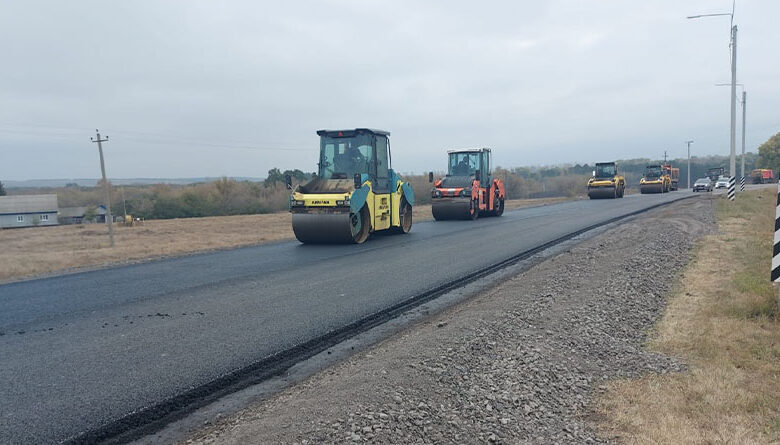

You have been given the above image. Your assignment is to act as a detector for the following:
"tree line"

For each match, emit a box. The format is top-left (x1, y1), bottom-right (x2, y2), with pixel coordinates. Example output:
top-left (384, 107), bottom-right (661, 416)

top-left (48, 170), bottom-right (314, 220)
top-left (757, 131), bottom-right (780, 174)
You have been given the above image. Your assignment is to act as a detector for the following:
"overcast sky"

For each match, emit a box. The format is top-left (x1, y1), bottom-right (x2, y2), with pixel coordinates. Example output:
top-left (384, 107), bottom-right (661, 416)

top-left (1, 0), bottom-right (778, 181)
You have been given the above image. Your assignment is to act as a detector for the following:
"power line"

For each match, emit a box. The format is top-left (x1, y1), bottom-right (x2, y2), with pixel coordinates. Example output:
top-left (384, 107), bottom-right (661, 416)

top-left (0, 123), bottom-right (311, 152)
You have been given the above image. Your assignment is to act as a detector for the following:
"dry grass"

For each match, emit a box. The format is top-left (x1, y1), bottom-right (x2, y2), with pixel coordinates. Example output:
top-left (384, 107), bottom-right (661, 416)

top-left (0, 196), bottom-right (573, 283)
top-left (595, 189), bottom-right (780, 444)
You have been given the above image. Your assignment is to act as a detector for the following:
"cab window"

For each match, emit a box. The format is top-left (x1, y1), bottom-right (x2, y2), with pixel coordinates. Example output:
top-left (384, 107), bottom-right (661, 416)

top-left (374, 135), bottom-right (390, 192)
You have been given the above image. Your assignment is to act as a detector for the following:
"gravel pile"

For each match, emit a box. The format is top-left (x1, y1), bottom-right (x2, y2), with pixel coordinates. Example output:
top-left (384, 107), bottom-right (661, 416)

top-left (187, 200), bottom-right (714, 445)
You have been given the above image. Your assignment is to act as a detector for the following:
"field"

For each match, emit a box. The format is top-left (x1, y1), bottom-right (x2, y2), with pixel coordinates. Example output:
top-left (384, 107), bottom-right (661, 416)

top-left (596, 188), bottom-right (780, 444)
top-left (0, 197), bottom-right (572, 283)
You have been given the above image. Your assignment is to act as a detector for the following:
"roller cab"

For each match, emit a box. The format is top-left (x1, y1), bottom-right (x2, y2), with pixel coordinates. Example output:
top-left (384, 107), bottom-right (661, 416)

top-left (289, 128), bottom-right (414, 244)
top-left (587, 162), bottom-right (625, 199)
top-left (640, 164), bottom-right (670, 194)
top-left (430, 148), bottom-right (505, 220)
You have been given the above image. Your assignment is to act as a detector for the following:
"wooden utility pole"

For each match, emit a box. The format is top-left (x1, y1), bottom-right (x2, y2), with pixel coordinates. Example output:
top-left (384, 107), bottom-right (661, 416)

top-left (91, 129), bottom-right (114, 247)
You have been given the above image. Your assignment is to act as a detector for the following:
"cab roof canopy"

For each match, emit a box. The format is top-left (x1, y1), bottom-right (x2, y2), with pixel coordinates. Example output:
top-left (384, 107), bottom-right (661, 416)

top-left (446, 147), bottom-right (491, 154)
top-left (595, 162), bottom-right (616, 165)
top-left (317, 128), bottom-right (390, 137)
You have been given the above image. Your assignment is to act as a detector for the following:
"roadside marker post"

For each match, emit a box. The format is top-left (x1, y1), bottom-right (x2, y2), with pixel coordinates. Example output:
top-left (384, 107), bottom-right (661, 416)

top-left (773, 181), bottom-right (780, 306)
top-left (740, 176), bottom-right (746, 191)
top-left (727, 176), bottom-right (736, 201)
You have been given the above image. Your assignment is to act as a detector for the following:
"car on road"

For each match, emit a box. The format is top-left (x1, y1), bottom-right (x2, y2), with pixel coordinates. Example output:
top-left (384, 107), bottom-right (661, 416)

top-left (715, 177), bottom-right (730, 189)
top-left (692, 178), bottom-right (713, 192)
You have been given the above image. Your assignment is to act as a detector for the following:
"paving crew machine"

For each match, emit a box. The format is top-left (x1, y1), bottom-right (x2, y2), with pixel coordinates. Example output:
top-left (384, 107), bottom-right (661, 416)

top-left (639, 164), bottom-right (671, 194)
top-left (287, 128), bottom-right (415, 243)
top-left (428, 148), bottom-right (505, 220)
top-left (662, 164), bottom-right (680, 191)
top-left (707, 167), bottom-right (725, 183)
top-left (587, 162), bottom-right (626, 199)
top-left (750, 168), bottom-right (775, 184)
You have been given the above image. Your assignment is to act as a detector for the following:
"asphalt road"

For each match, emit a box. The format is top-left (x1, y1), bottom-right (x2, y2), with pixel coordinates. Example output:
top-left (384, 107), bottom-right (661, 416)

top-left (0, 191), bottom-right (696, 444)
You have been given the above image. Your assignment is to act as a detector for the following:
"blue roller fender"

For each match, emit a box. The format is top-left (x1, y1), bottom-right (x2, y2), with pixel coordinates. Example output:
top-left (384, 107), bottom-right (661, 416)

top-left (401, 182), bottom-right (415, 206)
top-left (350, 184), bottom-right (370, 214)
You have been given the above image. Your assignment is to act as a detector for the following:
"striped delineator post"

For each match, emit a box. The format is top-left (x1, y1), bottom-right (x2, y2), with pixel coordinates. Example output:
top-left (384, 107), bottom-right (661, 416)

top-left (727, 176), bottom-right (736, 201)
top-left (740, 176), bottom-right (746, 191)
top-left (773, 181), bottom-right (780, 307)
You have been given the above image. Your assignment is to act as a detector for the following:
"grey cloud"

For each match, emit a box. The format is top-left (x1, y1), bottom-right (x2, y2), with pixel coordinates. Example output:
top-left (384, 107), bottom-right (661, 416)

top-left (1, 0), bottom-right (778, 180)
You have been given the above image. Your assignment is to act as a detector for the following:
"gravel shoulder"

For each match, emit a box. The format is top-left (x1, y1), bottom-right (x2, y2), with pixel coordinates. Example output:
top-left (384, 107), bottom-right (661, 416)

top-left (183, 198), bottom-right (713, 444)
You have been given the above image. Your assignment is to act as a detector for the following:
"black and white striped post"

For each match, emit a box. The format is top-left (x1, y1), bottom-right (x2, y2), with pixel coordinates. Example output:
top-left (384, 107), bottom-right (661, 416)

top-left (773, 181), bottom-right (780, 306)
top-left (727, 176), bottom-right (736, 201)
top-left (740, 176), bottom-right (746, 191)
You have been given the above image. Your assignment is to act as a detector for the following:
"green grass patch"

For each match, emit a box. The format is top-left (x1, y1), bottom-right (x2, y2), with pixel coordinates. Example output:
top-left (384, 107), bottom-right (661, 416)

top-left (716, 190), bottom-right (779, 321)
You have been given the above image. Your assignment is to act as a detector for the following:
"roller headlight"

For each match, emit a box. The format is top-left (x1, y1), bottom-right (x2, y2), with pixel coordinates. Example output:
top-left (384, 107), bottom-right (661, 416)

top-left (460, 189), bottom-right (470, 197)
top-left (432, 189), bottom-right (442, 198)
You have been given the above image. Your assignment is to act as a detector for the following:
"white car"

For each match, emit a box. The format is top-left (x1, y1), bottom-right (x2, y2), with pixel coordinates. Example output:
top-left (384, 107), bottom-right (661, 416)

top-left (715, 177), bottom-right (730, 189)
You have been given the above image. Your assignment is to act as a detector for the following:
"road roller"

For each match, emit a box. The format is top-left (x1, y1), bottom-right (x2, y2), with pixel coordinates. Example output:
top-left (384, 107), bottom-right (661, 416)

top-left (428, 148), bottom-right (505, 220)
top-left (587, 162), bottom-right (626, 199)
top-left (639, 164), bottom-right (671, 194)
top-left (663, 164), bottom-right (680, 191)
top-left (287, 128), bottom-right (415, 244)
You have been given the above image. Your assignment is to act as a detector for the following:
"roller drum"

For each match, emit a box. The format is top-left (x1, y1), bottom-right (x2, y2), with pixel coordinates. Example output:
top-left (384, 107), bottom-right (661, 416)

top-left (292, 211), bottom-right (367, 244)
top-left (432, 199), bottom-right (472, 220)
top-left (587, 187), bottom-right (617, 199)
top-left (640, 183), bottom-right (663, 194)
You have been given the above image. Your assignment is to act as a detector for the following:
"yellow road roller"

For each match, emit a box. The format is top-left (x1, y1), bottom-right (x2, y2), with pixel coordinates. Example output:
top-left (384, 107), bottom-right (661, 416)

top-left (287, 128), bottom-right (415, 244)
top-left (639, 164), bottom-right (671, 194)
top-left (587, 162), bottom-right (625, 199)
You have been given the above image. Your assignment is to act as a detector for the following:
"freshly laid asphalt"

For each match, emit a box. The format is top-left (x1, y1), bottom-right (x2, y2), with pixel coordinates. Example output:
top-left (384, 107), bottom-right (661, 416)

top-left (0, 191), bottom-right (696, 444)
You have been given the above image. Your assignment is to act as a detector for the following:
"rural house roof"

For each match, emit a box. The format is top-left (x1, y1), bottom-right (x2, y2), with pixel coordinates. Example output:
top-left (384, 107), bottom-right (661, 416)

top-left (0, 194), bottom-right (59, 215)
top-left (59, 206), bottom-right (88, 218)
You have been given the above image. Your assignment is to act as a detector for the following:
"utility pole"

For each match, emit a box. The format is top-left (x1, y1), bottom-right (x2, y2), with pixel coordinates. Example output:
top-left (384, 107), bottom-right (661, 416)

top-left (121, 187), bottom-right (128, 220)
top-left (91, 130), bottom-right (114, 247)
top-left (664, 151), bottom-right (668, 163)
top-left (729, 25), bottom-right (738, 180)
top-left (687, 6), bottom-right (739, 191)
top-left (741, 90), bottom-right (746, 181)
top-left (686, 140), bottom-right (694, 189)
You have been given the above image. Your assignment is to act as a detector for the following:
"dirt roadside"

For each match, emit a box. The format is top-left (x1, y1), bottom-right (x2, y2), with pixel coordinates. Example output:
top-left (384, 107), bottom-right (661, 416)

top-left (181, 198), bottom-right (712, 444)
top-left (596, 189), bottom-right (780, 443)
top-left (0, 197), bottom-right (573, 283)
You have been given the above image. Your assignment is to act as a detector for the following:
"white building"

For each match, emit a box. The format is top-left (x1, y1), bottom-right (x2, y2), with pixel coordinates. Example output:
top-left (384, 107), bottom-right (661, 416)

top-left (0, 195), bottom-right (59, 228)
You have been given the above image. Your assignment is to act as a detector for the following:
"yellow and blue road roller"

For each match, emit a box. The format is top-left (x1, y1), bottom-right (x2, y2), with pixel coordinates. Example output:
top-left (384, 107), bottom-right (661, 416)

top-left (287, 128), bottom-right (415, 244)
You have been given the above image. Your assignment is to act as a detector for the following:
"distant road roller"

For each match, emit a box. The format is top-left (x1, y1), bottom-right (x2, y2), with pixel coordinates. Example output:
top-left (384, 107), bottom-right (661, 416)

top-left (587, 162), bottom-right (625, 199)
top-left (287, 128), bottom-right (415, 244)
top-left (428, 148), bottom-right (505, 220)
top-left (639, 164), bottom-right (671, 194)
top-left (662, 164), bottom-right (680, 191)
